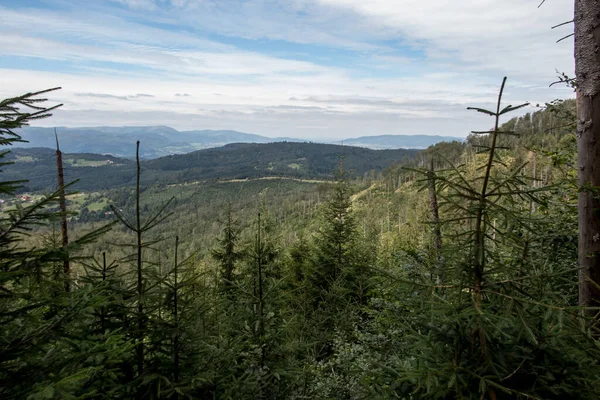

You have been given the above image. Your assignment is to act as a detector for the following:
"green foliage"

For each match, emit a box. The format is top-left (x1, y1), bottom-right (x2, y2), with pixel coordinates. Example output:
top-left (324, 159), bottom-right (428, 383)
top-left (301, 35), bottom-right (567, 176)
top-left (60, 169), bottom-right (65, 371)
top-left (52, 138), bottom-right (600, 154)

top-left (212, 203), bottom-right (244, 295)
top-left (3, 142), bottom-right (418, 192)
top-left (1, 84), bottom-right (597, 400)
top-left (364, 79), bottom-right (599, 399)
top-left (312, 163), bottom-right (357, 293)
top-left (0, 89), bottom-right (132, 399)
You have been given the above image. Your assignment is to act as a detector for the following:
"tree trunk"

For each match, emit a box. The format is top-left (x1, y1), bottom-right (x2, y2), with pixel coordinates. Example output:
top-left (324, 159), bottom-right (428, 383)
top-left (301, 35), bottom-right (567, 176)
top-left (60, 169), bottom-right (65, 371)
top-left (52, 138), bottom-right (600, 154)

top-left (575, 0), bottom-right (600, 310)
top-left (427, 159), bottom-right (442, 252)
top-left (55, 130), bottom-right (70, 292)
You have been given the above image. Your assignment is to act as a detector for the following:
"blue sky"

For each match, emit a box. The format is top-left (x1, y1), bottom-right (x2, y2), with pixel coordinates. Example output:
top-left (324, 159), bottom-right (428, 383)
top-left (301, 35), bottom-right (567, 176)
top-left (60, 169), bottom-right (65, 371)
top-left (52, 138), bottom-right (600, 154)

top-left (0, 0), bottom-right (574, 139)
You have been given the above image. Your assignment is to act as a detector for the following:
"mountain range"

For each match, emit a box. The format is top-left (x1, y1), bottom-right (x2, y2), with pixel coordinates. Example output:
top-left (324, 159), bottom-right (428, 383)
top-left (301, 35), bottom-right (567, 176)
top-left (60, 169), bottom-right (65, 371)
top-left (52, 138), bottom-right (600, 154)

top-left (337, 134), bottom-right (464, 150)
top-left (14, 126), bottom-right (462, 158)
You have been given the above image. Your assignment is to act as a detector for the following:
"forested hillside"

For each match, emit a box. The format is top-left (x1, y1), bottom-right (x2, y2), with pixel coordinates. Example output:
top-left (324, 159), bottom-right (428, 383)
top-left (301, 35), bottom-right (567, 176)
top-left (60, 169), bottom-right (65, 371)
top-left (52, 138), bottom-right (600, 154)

top-left (13, 126), bottom-right (293, 158)
top-left (14, 126), bottom-right (458, 157)
top-left (2, 142), bottom-right (418, 192)
top-left (3, 80), bottom-right (599, 400)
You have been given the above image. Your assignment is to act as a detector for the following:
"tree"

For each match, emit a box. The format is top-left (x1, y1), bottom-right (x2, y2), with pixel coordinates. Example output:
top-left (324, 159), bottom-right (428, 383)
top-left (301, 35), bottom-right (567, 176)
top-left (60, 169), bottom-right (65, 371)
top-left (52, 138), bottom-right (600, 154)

top-left (0, 89), bottom-right (130, 399)
top-left (212, 203), bottom-right (243, 296)
top-left (54, 130), bottom-right (70, 292)
top-left (312, 159), bottom-right (357, 294)
top-left (575, 0), bottom-right (600, 316)
top-left (110, 141), bottom-right (174, 397)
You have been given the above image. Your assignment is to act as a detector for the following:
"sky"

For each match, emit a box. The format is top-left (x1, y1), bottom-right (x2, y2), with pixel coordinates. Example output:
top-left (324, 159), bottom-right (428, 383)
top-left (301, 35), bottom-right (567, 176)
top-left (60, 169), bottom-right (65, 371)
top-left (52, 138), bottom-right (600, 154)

top-left (0, 0), bottom-right (575, 140)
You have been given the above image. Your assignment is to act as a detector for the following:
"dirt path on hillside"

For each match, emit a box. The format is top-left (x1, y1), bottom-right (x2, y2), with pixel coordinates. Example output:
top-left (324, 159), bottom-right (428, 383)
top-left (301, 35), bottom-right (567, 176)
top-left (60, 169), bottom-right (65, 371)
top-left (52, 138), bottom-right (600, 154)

top-left (167, 176), bottom-right (332, 188)
top-left (351, 183), bottom-right (377, 202)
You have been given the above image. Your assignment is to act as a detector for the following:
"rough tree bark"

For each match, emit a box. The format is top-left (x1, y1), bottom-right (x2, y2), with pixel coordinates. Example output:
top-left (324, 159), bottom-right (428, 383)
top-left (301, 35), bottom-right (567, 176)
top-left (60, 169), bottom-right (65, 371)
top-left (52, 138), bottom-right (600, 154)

top-left (427, 159), bottom-right (442, 252)
top-left (427, 159), bottom-right (443, 284)
top-left (575, 1), bottom-right (600, 310)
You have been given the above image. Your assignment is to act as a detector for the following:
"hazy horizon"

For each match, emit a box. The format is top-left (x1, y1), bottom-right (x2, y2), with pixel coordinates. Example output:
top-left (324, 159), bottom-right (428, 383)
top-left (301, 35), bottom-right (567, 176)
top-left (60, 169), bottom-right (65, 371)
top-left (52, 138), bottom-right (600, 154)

top-left (1, 0), bottom-right (575, 140)
top-left (21, 124), bottom-right (465, 141)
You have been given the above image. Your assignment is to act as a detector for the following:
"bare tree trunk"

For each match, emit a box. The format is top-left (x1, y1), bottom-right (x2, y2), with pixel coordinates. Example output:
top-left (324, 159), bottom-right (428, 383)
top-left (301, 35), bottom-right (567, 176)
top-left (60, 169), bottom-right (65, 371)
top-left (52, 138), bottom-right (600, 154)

top-left (575, 0), bottom-right (600, 311)
top-left (55, 129), bottom-right (70, 292)
top-left (427, 159), bottom-right (442, 252)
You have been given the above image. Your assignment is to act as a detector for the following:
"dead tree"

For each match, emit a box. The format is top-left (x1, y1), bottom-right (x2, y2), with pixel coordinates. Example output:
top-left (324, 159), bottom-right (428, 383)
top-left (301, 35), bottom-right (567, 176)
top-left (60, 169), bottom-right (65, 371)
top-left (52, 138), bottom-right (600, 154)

top-left (55, 129), bottom-right (70, 292)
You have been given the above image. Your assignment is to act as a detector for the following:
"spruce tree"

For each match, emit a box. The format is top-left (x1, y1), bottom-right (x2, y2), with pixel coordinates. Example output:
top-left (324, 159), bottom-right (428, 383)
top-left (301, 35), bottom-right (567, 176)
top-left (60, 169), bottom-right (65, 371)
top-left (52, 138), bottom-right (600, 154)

top-left (211, 203), bottom-right (243, 297)
top-left (110, 141), bottom-right (174, 398)
top-left (0, 89), bottom-right (129, 399)
top-left (389, 78), bottom-right (600, 399)
top-left (312, 158), bottom-right (357, 297)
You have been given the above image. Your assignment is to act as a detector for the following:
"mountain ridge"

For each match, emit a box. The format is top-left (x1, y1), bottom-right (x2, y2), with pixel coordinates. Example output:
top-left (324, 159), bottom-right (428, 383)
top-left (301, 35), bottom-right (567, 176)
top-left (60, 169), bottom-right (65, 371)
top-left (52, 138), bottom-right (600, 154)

top-left (3, 142), bottom-right (419, 192)
top-left (14, 126), bottom-right (462, 158)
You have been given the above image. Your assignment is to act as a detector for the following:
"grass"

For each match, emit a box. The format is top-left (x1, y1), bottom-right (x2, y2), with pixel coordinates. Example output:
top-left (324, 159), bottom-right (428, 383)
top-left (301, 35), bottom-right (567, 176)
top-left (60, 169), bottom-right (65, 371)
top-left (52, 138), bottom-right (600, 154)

top-left (86, 198), bottom-right (109, 211)
top-left (15, 155), bottom-right (36, 162)
top-left (65, 193), bottom-right (109, 212)
top-left (65, 159), bottom-right (114, 167)
top-left (66, 193), bottom-right (87, 207)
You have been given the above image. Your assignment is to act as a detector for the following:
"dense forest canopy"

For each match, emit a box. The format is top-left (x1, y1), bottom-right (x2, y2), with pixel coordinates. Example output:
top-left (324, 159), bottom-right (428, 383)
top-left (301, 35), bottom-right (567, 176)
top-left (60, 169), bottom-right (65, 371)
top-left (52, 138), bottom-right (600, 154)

top-left (2, 1), bottom-right (600, 399)
top-left (1, 81), bottom-right (596, 399)
top-left (1, 143), bottom-right (418, 192)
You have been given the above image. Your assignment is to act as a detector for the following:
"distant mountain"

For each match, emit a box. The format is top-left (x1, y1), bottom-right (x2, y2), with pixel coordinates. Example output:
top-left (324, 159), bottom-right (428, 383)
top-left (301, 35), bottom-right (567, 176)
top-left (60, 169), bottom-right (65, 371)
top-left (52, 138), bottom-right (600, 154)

top-left (338, 134), bottom-right (464, 149)
top-left (14, 126), bottom-right (291, 158)
top-left (14, 126), bottom-right (462, 158)
top-left (3, 142), bottom-right (418, 192)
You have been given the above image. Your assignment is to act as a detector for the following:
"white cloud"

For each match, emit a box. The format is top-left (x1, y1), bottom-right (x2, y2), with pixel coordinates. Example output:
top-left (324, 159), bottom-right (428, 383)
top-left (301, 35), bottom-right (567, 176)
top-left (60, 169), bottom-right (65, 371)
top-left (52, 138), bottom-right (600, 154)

top-left (0, 1), bottom-right (576, 139)
top-left (110, 0), bottom-right (158, 10)
top-left (1, 66), bottom-right (568, 139)
top-left (0, 6), bottom-right (227, 51)
top-left (316, 0), bottom-right (574, 82)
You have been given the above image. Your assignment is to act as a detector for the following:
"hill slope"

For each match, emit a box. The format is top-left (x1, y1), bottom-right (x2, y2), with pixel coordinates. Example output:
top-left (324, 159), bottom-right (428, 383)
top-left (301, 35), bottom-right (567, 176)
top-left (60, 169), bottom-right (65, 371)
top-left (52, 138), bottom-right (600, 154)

top-left (14, 126), bottom-right (460, 157)
top-left (3, 142), bottom-right (418, 192)
top-left (14, 126), bottom-right (284, 158)
top-left (340, 134), bottom-right (463, 149)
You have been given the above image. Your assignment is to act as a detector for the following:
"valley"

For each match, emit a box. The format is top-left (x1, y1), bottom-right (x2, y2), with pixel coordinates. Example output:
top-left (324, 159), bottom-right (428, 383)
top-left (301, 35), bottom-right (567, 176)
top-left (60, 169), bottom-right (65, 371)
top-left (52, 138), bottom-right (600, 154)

top-left (0, 84), bottom-right (591, 399)
top-left (2, 142), bottom-right (420, 192)
top-left (1, 0), bottom-right (594, 398)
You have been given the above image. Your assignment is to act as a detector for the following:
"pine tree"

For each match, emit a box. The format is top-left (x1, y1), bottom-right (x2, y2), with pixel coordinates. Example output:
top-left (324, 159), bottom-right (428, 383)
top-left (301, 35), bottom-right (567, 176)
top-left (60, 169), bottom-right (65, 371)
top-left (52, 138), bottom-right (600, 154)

top-left (312, 158), bottom-right (357, 296)
top-left (110, 141), bottom-right (174, 398)
top-left (0, 89), bottom-right (129, 399)
top-left (389, 77), bottom-right (600, 399)
top-left (211, 203), bottom-right (243, 297)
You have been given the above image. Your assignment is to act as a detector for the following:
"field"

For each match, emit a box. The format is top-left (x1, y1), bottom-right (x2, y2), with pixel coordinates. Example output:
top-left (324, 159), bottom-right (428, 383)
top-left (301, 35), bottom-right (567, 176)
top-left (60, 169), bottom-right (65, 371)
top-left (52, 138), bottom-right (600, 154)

top-left (65, 159), bottom-right (117, 167)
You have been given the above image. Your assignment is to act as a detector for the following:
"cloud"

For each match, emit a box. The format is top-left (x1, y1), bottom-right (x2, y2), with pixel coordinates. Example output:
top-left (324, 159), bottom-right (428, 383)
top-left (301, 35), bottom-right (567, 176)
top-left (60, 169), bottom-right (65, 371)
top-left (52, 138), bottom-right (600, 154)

top-left (110, 0), bottom-right (158, 10)
top-left (75, 93), bottom-right (129, 100)
top-left (44, 106), bottom-right (474, 140)
top-left (0, 1), bottom-right (575, 140)
top-left (293, 95), bottom-right (402, 107)
top-left (0, 31), bottom-right (331, 78)
top-left (111, 0), bottom-right (191, 10)
top-left (316, 0), bottom-right (573, 82)
top-left (75, 92), bottom-right (154, 100)
top-left (1, 63), bottom-right (566, 139)
top-left (0, 6), bottom-right (228, 51)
